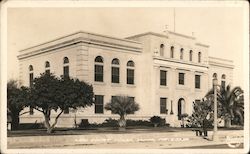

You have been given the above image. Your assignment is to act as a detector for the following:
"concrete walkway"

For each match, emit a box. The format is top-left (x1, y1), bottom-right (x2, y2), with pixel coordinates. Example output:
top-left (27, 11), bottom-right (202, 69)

top-left (8, 130), bottom-right (244, 149)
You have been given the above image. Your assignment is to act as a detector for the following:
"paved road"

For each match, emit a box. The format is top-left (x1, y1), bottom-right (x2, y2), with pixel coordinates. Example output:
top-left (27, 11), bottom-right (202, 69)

top-left (52, 138), bottom-right (243, 149)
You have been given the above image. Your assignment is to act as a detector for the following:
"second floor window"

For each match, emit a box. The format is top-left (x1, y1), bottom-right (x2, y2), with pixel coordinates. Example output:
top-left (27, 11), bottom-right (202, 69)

top-left (221, 74), bottom-right (226, 89)
top-left (189, 50), bottom-right (193, 61)
top-left (170, 46), bottom-right (174, 58)
top-left (179, 73), bottom-right (185, 85)
top-left (127, 61), bottom-right (135, 84)
top-left (63, 57), bottom-right (69, 77)
top-left (160, 70), bottom-right (167, 86)
top-left (160, 44), bottom-right (164, 56)
top-left (180, 48), bottom-right (184, 60)
top-left (29, 65), bottom-right (34, 87)
top-left (45, 61), bottom-right (50, 74)
top-left (94, 56), bottom-right (104, 82)
top-left (111, 58), bottom-right (120, 83)
top-left (195, 75), bottom-right (201, 89)
top-left (198, 52), bottom-right (201, 63)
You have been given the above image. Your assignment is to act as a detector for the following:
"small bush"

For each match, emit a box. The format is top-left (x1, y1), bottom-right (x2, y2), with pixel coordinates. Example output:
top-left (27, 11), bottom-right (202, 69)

top-left (149, 116), bottom-right (166, 127)
top-left (78, 119), bottom-right (90, 128)
top-left (18, 123), bottom-right (44, 130)
top-left (126, 119), bottom-right (152, 126)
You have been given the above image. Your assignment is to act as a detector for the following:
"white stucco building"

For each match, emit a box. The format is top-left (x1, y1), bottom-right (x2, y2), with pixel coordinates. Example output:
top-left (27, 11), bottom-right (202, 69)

top-left (18, 30), bottom-right (234, 127)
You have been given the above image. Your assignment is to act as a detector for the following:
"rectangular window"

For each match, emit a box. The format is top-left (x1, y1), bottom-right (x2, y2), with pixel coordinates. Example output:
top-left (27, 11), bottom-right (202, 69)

top-left (179, 73), bottom-right (185, 85)
top-left (160, 70), bottom-right (167, 86)
top-left (63, 66), bottom-right (69, 77)
top-left (95, 65), bottom-right (103, 82)
top-left (45, 69), bottom-right (50, 74)
top-left (195, 75), bottom-right (201, 89)
top-left (29, 107), bottom-right (34, 115)
top-left (95, 95), bottom-right (104, 114)
top-left (160, 98), bottom-right (167, 114)
top-left (112, 67), bottom-right (119, 83)
top-left (64, 107), bottom-right (69, 114)
top-left (127, 69), bottom-right (134, 84)
top-left (29, 73), bottom-right (33, 87)
top-left (221, 81), bottom-right (226, 89)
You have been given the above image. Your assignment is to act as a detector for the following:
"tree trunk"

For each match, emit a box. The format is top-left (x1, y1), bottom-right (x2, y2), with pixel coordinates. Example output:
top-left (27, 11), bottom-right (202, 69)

top-left (118, 114), bottom-right (126, 129)
top-left (11, 114), bottom-right (20, 130)
top-left (225, 118), bottom-right (232, 128)
top-left (44, 114), bottom-right (53, 133)
top-left (43, 110), bottom-right (64, 133)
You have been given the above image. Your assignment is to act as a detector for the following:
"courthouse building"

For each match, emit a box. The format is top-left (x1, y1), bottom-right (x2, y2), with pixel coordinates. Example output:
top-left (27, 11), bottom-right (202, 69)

top-left (18, 30), bottom-right (234, 127)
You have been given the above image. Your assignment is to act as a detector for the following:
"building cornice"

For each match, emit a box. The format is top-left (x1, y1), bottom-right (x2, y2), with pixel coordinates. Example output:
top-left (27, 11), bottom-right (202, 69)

top-left (195, 43), bottom-right (209, 48)
top-left (153, 56), bottom-right (209, 69)
top-left (126, 32), bottom-right (169, 39)
top-left (168, 31), bottom-right (196, 40)
top-left (208, 56), bottom-right (234, 69)
top-left (18, 31), bottom-right (142, 60)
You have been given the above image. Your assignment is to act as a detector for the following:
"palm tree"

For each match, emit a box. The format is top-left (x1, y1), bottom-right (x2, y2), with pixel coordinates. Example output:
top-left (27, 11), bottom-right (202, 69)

top-left (105, 95), bottom-right (140, 130)
top-left (206, 85), bottom-right (244, 127)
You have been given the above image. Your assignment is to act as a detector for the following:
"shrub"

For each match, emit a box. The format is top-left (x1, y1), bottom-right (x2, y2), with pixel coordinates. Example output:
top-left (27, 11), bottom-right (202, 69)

top-left (18, 123), bottom-right (45, 130)
top-left (126, 119), bottom-right (152, 127)
top-left (149, 116), bottom-right (165, 127)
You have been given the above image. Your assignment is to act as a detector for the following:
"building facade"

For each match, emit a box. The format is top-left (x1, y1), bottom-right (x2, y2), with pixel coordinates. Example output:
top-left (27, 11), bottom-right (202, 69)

top-left (18, 30), bottom-right (234, 127)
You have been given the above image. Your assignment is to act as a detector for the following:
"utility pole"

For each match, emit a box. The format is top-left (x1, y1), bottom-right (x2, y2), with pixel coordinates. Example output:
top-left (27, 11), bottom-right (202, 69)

top-left (212, 78), bottom-right (218, 141)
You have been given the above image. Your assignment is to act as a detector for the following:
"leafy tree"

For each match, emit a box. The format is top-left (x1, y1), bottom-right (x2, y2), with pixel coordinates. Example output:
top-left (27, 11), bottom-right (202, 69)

top-left (187, 99), bottom-right (213, 128)
top-left (29, 73), bottom-right (94, 133)
top-left (206, 85), bottom-right (244, 127)
top-left (7, 80), bottom-right (29, 130)
top-left (105, 96), bottom-right (139, 129)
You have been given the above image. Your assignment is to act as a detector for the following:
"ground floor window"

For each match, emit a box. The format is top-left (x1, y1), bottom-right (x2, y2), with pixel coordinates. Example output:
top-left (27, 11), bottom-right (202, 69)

top-left (95, 95), bottom-right (104, 114)
top-left (64, 107), bottom-right (69, 114)
top-left (29, 107), bottom-right (34, 115)
top-left (160, 98), bottom-right (167, 114)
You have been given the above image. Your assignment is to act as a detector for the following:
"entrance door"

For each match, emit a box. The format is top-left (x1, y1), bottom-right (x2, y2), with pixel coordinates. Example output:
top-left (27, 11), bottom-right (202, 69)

top-left (177, 98), bottom-right (185, 120)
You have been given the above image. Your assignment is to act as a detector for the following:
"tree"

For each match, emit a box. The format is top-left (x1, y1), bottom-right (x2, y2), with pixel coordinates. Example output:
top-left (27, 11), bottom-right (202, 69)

top-left (104, 96), bottom-right (139, 130)
top-left (29, 73), bottom-right (94, 133)
top-left (206, 85), bottom-right (244, 127)
top-left (187, 99), bottom-right (213, 128)
top-left (7, 80), bottom-right (29, 130)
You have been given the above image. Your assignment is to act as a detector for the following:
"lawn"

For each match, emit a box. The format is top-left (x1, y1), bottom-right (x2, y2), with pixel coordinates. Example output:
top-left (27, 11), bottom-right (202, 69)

top-left (7, 126), bottom-right (243, 137)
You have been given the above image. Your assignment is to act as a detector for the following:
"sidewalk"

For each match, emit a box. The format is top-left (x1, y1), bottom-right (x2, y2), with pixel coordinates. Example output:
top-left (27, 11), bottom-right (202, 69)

top-left (8, 130), bottom-right (244, 149)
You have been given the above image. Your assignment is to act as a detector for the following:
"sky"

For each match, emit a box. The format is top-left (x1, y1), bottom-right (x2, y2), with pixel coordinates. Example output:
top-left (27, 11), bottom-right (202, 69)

top-left (6, 6), bottom-right (246, 88)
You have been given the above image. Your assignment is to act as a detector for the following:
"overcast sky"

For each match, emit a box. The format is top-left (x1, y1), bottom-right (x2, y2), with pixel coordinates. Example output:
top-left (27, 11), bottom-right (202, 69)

top-left (7, 6), bottom-right (246, 88)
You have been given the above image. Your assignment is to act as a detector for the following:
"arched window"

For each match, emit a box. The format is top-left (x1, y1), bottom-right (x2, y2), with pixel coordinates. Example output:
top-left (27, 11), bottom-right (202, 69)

top-left (178, 98), bottom-right (185, 120)
top-left (111, 58), bottom-right (120, 83)
top-left (221, 74), bottom-right (226, 89)
top-left (28, 65), bottom-right (34, 115)
top-left (160, 44), bottom-right (164, 56)
top-left (170, 46), bottom-right (174, 58)
top-left (127, 60), bottom-right (135, 84)
top-left (95, 56), bottom-right (103, 63)
top-left (94, 56), bottom-right (104, 82)
top-left (45, 61), bottom-right (50, 74)
top-left (198, 52), bottom-right (201, 63)
top-left (189, 50), bottom-right (193, 61)
top-left (213, 73), bottom-right (217, 79)
top-left (63, 57), bottom-right (69, 64)
top-left (112, 58), bottom-right (120, 65)
top-left (29, 65), bottom-right (33, 71)
top-left (63, 57), bottom-right (69, 77)
top-left (180, 48), bottom-right (184, 60)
